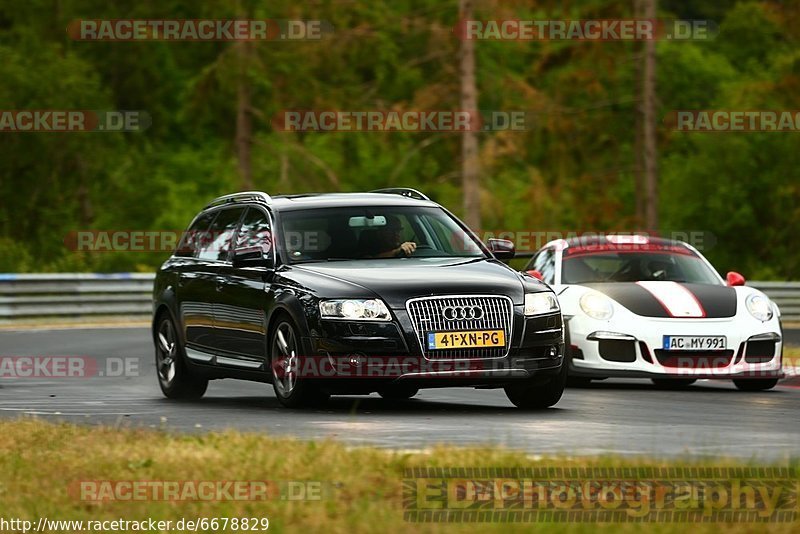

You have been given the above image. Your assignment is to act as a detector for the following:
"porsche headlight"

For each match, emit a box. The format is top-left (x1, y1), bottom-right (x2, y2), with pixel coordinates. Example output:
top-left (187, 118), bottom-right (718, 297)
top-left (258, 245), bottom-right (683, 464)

top-left (319, 299), bottom-right (391, 321)
top-left (745, 294), bottom-right (773, 322)
top-left (524, 292), bottom-right (560, 316)
top-left (579, 291), bottom-right (614, 320)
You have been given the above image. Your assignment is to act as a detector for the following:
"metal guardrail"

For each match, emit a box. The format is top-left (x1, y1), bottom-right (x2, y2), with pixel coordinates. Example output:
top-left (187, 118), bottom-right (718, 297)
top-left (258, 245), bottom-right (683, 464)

top-left (0, 273), bottom-right (154, 320)
top-left (0, 274), bottom-right (798, 322)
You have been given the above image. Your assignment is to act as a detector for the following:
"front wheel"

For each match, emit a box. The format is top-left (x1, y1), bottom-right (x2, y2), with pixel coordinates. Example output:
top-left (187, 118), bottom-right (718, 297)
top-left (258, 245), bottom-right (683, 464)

top-left (154, 313), bottom-right (208, 399)
top-left (733, 378), bottom-right (779, 391)
top-left (270, 316), bottom-right (329, 408)
top-left (504, 360), bottom-right (567, 409)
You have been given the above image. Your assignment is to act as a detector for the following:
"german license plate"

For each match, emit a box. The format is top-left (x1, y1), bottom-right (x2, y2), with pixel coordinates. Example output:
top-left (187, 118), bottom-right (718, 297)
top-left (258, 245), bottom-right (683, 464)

top-left (427, 330), bottom-right (505, 350)
top-left (662, 335), bottom-right (726, 351)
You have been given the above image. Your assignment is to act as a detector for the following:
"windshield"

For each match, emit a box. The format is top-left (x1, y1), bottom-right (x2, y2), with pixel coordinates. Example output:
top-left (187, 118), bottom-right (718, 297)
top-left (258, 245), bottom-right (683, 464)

top-left (279, 206), bottom-right (486, 263)
top-left (561, 247), bottom-right (722, 285)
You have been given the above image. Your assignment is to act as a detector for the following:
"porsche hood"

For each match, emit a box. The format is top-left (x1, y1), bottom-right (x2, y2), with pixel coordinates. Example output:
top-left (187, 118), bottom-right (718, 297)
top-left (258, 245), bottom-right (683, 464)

top-left (581, 281), bottom-right (737, 318)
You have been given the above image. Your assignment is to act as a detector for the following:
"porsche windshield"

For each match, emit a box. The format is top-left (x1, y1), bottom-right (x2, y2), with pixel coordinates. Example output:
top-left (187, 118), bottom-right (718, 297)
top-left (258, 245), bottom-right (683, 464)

top-left (561, 247), bottom-right (722, 285)
top-left (280, 206), bottom-right (486, 263)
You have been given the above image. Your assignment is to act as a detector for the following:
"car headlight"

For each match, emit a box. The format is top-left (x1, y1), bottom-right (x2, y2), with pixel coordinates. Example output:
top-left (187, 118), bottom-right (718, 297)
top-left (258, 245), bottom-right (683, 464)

top-left (579, 290), bottom-right (614, 320)
top-left (746, 294), bottom-right (773, 322)
top-left (319, 299), bottom-right (392, 321)
top-left (524, 292), bottom-right (560, 316)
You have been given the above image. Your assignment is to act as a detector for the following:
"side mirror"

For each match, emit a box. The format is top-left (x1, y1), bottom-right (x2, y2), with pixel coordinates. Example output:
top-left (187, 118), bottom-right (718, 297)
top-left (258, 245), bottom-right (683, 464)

top-left (726, 271), bottom-right (745, 287)
top-left (526, 269), bottom-right (544, 281)
top-left (232, 247), bottom-right (274, 269)
top-left (487, 238), bottom-right (515, 260)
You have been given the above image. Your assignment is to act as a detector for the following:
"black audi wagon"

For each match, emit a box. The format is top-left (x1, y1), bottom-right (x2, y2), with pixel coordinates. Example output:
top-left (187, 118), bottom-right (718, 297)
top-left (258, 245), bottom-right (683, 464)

top-left (152, 188), bottom-right (565, 408)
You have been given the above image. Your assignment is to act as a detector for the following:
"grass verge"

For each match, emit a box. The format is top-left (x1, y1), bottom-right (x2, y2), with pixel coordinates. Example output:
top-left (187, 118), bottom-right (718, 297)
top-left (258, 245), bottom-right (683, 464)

top-left (0, 419), bottom-right (798, 533)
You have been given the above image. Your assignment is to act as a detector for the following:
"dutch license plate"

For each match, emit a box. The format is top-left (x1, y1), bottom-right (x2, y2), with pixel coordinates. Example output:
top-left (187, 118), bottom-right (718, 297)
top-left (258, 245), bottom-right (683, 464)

top-left (662, 335), bottom-right (726, 351)
top-left (427, 330), bottom-right (505, 350)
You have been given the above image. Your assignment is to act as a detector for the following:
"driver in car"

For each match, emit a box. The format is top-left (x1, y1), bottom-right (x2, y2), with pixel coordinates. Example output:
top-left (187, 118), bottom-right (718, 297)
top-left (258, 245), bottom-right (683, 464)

top-left (361, 215), bottom-right (417, 258)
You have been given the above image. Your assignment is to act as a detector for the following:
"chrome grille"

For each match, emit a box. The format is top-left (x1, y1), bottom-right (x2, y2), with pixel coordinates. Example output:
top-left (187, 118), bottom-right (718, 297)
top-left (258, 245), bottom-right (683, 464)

top-left (406, 295), bottom-right (514, 360)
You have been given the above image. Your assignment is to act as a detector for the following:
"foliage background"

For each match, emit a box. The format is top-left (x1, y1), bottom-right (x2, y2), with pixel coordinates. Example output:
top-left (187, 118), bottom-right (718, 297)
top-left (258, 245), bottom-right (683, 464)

top-left (0, 0), bottom-right (797, 279)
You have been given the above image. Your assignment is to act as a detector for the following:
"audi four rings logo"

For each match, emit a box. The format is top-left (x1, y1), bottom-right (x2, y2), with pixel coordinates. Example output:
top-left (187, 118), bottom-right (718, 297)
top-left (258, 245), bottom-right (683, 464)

top-left (442, 305), bottom-right (484, 321)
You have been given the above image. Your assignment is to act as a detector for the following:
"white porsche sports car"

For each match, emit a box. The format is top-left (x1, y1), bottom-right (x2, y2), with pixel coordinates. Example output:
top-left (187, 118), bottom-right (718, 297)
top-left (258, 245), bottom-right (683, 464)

top-left (523, 235), bottom-right (784, 390)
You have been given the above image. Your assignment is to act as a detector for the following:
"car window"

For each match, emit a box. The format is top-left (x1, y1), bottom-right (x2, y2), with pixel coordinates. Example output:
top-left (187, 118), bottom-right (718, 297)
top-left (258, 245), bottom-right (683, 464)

top-left (561, 250), bottom-right (722, 285)
top-left (196, 207), bottom-right (245, 262)
top-left (280, 206), bottom-right (485, 263)
top-left (235, 207), bottom-right (273, 258)
top-left (175, 211), bottom-right (216, 258)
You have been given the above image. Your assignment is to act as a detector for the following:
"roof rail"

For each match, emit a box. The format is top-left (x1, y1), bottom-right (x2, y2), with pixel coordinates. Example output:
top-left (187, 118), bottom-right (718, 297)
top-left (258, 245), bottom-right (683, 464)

top-left (370, 188), bottom-right (430, 201)
top-left (205, 191), bottom-right (272, 210)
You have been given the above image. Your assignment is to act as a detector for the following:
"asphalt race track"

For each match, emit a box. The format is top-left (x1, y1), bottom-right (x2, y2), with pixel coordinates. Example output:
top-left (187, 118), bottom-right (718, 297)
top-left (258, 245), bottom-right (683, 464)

top-left (1, 327), bottom-right (798, 460)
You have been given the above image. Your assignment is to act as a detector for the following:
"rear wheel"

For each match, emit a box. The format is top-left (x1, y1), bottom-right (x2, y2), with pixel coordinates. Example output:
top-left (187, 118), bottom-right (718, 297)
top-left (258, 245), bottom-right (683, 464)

top-left (270, 316), bottom-right (329, 408)
top-left (154, 313), bottom-right (208, 399)
top-left (504, 359), bottom-right (567, 409)
top-left (651, 378), bottom-right (696, 389)
top-left (733, 378), bottom-right (779, 391)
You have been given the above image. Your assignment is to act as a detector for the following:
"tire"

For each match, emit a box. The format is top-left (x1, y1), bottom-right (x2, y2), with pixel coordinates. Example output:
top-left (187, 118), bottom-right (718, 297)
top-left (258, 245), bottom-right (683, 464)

top-left (733, 378), bottom-right (779, 391)
top-left (270, 315), bottom-right (329, 408)
top-left (651, 378), bottom-right (697, 389)
top-left (154, 313), bottom-right (208, 399)
top-left (504, 358), bottom-right (567, 409)
top-left (378, 386), bottom-right (419, 400)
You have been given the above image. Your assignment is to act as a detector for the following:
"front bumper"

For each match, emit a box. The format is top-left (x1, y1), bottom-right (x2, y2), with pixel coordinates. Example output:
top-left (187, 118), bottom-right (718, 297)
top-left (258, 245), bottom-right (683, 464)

top-left (299, 308), bottom-right (565, 389)
top-left (568, 315), bottom-right (784, 380)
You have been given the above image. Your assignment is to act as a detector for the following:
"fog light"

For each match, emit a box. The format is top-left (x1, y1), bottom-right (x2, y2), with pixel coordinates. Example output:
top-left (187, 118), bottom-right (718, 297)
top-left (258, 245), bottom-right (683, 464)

top-left (548, 346), bottom-right (558, 358)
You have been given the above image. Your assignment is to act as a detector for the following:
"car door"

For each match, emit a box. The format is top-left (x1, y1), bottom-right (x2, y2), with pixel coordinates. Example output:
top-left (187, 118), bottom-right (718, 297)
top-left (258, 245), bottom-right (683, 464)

top-left (174, 210), bottom-right (219, 361)
top-left (212, 205), bottom-right (276, 369)
top-left (180, 206), bottom-right (245, 363)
